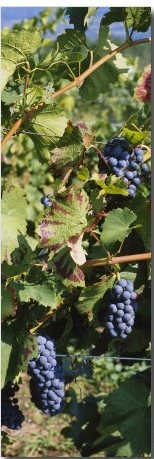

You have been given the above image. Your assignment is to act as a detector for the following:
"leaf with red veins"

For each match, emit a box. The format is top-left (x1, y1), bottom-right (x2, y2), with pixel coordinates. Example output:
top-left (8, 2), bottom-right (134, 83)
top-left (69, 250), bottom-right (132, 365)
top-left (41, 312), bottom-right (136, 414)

top-left (68, 233), bottom-right (87, 265)
top-left (37, 188), bottom-right (89, 254)
top-left (53, 247), bottom-right (85, 287)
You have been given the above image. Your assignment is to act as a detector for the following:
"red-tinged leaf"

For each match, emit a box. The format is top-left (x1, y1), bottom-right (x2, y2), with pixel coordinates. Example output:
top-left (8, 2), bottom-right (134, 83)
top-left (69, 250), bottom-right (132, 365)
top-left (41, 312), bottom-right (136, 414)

top-left (37, 187), bottom-right (89, 254)
top-left (2, 284), bottom-right (18, 320)
top-left (68, 233), bottom-right (87, 265)
top-left (53, 247), bottom-right (85, 287)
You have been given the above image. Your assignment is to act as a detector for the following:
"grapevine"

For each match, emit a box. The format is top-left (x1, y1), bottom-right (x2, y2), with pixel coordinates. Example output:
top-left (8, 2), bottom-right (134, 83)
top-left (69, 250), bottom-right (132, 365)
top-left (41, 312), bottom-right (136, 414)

top-left (1, 6), bottom-right (151, 458)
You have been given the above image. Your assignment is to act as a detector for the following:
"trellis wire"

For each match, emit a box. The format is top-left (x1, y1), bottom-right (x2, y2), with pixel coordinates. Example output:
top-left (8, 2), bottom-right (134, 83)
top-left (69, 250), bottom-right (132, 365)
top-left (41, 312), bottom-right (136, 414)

top-left (57, 354), bottom-right (151, 362)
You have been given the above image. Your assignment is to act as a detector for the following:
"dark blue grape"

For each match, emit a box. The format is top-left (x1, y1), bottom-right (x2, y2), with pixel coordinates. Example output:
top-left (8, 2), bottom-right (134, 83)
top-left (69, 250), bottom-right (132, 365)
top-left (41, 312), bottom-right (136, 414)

top-left (122, 290), bottom-right (132, 300)
top-left (98, 138), bottom-right (150, 199)
top-left (28, 334), bottom-right (65, 416)
top-left (105, 278), bottom-right (137, 339)
top-left (109, 304), bottom-right (117, 313)
top-left (130, 161), bottom-right (139, 170)
top-left (117, 302), bottom-right (125, 309)
top-left (1, 382), bottom-right (25, 430)
top-left (141, 163), bottom-right (149, 173)
top-left (108, 157), bottom-right (118, 166)
top-left (40, 194), bottom-right (52, 207)
top-left (132, 177), bottom-right (141, 186)
top-left (114, 285), bottom-right (123, 295)
top-left (118, 279), bottom-right (127, 288)
top-left (125, 170), bottom-right (134, 181)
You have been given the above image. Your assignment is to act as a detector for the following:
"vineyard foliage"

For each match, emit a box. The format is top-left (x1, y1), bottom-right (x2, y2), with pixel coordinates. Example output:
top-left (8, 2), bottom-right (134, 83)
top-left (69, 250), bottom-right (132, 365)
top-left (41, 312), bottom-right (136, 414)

top-left (1, 7), bottom-right (151, 457)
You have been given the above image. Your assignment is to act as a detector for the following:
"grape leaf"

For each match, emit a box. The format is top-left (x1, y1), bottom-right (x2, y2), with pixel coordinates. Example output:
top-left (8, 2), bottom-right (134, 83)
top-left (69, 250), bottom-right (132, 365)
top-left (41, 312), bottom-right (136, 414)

top-left (80, 26), bottom-right (128, 100)
top-left (128, 194), bottom-right (151, 251)
top-left (50, 121), bottom-right (94, 171)
top-left (84, 7), bottom-right (98, 25)
top-left (1, 83), bottom-right (24, 106)
top-left (76, 275), bottom-right (115, 316)
top-left (93, 173), bottom-right (128, 196)
top-left (101, 7), bottom-right (151, 33)
top-left (1, 187), bottom-right (27, 264)
top-left (1, 29), bottom-right (42, 91)
top-left (12, 280), bottom-right (59, 308)
top-left (1, 285), bottom-right (17, 320)
top-left (57, 29), bottom-right (88, 62)
top-left (37, 188), bottom-right (89, 252)
top-left (101, 7), bottom-right (126, 25)
top-left (125, 7), bottom-right (151, 32)
top-left (52, 247), bottom-right (85, 288)
top-left (1, 322), bottom-right (38, 388)
top-left (65, 8), bottom-right (88, 32)
top-left (68, 234), bottom-right (87, 265)
top-left (121, 127), bottom-right (149, 144)
top-left (25, 104), bottom-right (67, 162)
top-left (99, 377), bottom-right (151, 455)
top-left (101, 207), bottom-right (137, 246)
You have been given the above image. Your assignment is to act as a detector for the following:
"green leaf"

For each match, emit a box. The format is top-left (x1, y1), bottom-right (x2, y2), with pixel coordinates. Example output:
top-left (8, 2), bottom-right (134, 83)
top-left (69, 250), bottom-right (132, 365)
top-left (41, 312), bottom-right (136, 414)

top-left (1, 83), bottom-right (24, 106)
top-left (66, 8), bottom-right (88, 32)
top-left (101, 207), bottom-right (137, 246)
top-left (128, 193), bottom-right (151, 251)
top-left (100, 377), bottom-right (151, 455)
top-left (50, 122), bottom-right (94, 171)
top-left (80, 26), bottom-right (128, 100)
top-left (57, 29), bottom-right (88, 62)
top-left (114, 440), bottom-right (134, 457)
top-left (1, 322), bottom-right (38, 388)
top-left (125, 7), bottom-right (151, 32)
top-left (12, 280), bottom-right (58, 308)
top-left (76, 275), bottom-right (115, 316)
top-left (121, 127), bottom-right (149, 145)
top-left (25, 104), bottom-right (67, 162)
top-left (101, 7), bottom-right (126, 25)
top-left (1, 285), bottom-right (15, 320)
top-left (1, 187), bottom-right (27, 264)
top-left (1, 29), bottom-right (42, 91)
top-left (25, 85), bottom-right (43, 108)
top-left (84, 7), bottom-right (98, 25)
top-left (37, 187), bottom-right (89, 253)
top-left (94, 175), bottom-right (129, 196)
top-left (101, 7), bottom-right (151, 33)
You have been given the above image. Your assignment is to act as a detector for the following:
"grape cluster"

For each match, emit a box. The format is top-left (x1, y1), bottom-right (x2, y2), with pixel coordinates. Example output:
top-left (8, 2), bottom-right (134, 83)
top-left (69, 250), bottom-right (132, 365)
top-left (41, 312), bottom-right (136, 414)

top-left (98, 137), bottom-right (149, 197)
top-left (40, 194), bottom-right (52, 207)
top-left (28, 334), bottom-right (65, 415)
top-left (106, 279), bottom-right (138, 339)
top-left (1, 381), bottom-right (25, 430)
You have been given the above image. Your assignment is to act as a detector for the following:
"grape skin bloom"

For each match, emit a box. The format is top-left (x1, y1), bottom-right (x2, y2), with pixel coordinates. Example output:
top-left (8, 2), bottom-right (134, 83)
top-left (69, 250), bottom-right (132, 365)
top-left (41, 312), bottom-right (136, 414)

top-left (106, 279), bottom-right (138, 339)
top-left (28, 334), bottom-right (65, 415)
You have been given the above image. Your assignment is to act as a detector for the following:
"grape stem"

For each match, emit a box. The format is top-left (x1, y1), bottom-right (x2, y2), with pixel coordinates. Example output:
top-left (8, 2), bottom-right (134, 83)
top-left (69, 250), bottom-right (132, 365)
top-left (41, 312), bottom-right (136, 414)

top-left (1, 36), bottom-right (151, 150)
top-left (83, 252), bottom-right (151, 268)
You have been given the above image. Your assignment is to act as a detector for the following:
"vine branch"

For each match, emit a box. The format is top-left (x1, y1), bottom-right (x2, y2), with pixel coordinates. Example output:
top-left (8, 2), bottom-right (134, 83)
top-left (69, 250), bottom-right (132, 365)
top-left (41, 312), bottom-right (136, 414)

top-left (83, 252), bottom-right (151, 268)
top-left (1, 36), bottom-right (151, 150)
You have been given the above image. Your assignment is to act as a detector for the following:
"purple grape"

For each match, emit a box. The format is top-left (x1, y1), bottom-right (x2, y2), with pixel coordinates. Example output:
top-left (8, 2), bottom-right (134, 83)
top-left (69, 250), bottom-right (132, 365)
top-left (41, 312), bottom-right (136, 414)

top-left (105, 278), bottom-right (137, 339)
top-left (125, 170), bottom-right (134, 181)
top-left (1, 382), bottom-right (25, 430)
top-left (118, 279), bottom-right (127, 288)
top-left (108, 157), bottom-right (118, 166)
top-left (28, 334), bottom-right (65, 415)
top-left (132, 177), bottom-right (141, 186)
top-left (141, 163), bottom-right (149, 173)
